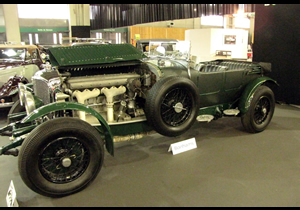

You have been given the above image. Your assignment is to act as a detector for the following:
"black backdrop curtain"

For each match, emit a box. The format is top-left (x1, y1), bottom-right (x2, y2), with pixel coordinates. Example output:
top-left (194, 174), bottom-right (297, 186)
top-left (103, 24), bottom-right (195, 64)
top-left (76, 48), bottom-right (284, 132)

top-left (253, 4), bottom-right (300, 105)
top-left (90, 4), bottom-right (255, 30)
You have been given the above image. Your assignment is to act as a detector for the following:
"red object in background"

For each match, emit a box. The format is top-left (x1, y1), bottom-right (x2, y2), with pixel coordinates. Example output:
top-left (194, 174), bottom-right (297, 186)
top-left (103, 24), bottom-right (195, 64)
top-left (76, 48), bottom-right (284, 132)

top-left (0, 75), bottom-right (28, 97)
top-left (247, 51), bottom-right (252, 59)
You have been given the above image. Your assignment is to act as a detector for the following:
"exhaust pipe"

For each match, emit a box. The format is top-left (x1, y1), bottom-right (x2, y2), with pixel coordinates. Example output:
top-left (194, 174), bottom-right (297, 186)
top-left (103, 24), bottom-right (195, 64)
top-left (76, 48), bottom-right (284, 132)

top-left (101, 86), bottom-right (126, 122)
top-left (72, 88), bottom-right (101, 121)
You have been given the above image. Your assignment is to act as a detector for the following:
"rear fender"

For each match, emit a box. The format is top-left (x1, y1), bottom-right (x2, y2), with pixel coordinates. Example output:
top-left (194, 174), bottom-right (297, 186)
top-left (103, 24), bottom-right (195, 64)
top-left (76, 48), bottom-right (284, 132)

top-left (22, 102), bottom-right (114, 156)
top-left (238, 76), bottom-right (278, 114)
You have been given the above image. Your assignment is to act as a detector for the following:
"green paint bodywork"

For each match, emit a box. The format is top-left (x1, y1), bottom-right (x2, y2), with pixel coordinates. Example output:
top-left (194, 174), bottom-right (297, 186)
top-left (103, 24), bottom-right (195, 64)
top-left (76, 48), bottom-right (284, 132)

top-left (0, 136), bottom-right (24, 155)
top-left (48, 43), bottom-right (146, 67)
top-left (8, 102), bottom-right (115, 156)
top-left (0, 75), bottom-right (277, 157)
top-left (0, 43), bottom-right (278, 158)
top-left (238, 76), bottom-right (278, 114)
top-left (110, 121), bottom-right (154, 136)
top-left (198, 103), bottom-right (230, 116)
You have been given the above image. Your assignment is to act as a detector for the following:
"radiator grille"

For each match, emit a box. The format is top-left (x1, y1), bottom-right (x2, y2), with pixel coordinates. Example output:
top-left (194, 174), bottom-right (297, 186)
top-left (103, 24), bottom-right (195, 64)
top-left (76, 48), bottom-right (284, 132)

top-left (33, 78), bottom-right (51, 105)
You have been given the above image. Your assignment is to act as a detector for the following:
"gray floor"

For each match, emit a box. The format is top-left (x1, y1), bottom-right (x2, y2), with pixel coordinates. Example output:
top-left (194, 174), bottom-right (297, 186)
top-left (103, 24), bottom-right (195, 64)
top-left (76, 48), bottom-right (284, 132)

top-left (0, 103), bottom-right (299, 207)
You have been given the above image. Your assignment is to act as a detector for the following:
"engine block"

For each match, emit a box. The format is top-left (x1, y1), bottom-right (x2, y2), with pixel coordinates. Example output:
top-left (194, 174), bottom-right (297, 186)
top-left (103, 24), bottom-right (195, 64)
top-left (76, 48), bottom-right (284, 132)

top-left (59, 68), bottom-right (152, 124)
top-left (65, 73), bottom-right (141, 90)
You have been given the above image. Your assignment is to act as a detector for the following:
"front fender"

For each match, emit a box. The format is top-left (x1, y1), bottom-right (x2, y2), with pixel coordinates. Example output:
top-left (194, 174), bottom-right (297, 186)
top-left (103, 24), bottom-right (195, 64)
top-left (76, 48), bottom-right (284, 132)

top-left (238, 76), bottom-right (279, 114)
top-left (22, 102), bottom-right (114, 156)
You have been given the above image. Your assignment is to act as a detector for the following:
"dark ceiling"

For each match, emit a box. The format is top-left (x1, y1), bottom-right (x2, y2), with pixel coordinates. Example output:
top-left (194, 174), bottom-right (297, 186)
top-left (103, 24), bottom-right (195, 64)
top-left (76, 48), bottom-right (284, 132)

top-left (90, 4), bottom-right (255, 30)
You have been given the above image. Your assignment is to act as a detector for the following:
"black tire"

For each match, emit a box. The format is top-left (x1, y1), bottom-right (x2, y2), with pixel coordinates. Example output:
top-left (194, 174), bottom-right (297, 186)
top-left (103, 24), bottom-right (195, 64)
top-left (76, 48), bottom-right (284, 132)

top-left (241, 86), bottom-right (275, 133)
top-left (145, 76), bottom-right (200, 137)
top-left (18, 117), bottom-right (104, 197)
top-left (7, 99), bottom-right (25, 124)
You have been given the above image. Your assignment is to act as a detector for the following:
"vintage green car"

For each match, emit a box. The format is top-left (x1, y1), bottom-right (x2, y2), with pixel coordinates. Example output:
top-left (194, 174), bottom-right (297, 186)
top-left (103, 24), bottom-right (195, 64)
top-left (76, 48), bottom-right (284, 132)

top-left (0, 43), bottom-right (278, 197)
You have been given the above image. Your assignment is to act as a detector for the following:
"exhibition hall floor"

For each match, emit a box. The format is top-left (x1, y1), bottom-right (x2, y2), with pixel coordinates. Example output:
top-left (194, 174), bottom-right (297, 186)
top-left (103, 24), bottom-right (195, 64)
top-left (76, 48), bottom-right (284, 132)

top-left (0, 104), bottom-right (299, 207)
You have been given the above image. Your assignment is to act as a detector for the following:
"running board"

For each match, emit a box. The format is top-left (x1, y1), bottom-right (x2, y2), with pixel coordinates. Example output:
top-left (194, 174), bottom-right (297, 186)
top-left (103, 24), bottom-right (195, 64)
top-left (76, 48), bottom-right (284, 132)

top-left (196, 109), bottom-right (240, 123)
top-left (223, 109), bottom-right (240, 116)
top-left (196, 115), bottom-right (214, 122)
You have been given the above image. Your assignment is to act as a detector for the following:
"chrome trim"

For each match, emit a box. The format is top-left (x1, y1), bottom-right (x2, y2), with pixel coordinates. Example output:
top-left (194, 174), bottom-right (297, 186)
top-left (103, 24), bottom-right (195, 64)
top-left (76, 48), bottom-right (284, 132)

top-left (24, 91), bottom-right (36, 115)
top-left (18, 83), bottom-right (26, 106)
top-left (0, 102), bottom-right (14, 108)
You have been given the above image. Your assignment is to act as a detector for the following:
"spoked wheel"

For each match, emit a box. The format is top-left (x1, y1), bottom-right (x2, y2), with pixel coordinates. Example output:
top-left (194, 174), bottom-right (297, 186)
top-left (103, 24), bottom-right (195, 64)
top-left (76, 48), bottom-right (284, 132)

top-left (253, 96), bottom-right (271, 125)
top-left (241, 86), bottom-right (275, 133)
top-left (145, 76), bottom-right (200, 137)
top-left (39, 137), bottom-right (90, 184)
top-left (18, 117), bottom-right (104, 197)
top-left (161, 88), bottom-right (193, 127)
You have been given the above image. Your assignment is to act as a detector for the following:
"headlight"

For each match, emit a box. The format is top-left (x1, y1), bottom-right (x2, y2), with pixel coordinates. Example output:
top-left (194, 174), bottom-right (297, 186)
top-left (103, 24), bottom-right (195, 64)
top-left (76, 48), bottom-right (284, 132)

top-left (18, 83), bottom-right (26, 106)
top-left (24, 91), bottom-right (36, 115)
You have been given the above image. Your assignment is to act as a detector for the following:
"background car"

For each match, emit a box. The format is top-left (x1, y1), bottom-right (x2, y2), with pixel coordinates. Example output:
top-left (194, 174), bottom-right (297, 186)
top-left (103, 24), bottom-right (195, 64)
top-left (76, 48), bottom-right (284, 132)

top-left (0, 43), bottom-right (278, 197)
top-left (0, 44), bottom-right (43, 108)
top-left (136, 39), bottom-right (178, 56)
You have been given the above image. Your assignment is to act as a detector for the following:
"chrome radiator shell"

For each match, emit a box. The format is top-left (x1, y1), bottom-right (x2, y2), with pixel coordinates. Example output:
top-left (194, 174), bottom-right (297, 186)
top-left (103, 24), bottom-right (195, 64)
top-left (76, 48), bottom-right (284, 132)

top-left (32, 70), bottom-right (60, 105)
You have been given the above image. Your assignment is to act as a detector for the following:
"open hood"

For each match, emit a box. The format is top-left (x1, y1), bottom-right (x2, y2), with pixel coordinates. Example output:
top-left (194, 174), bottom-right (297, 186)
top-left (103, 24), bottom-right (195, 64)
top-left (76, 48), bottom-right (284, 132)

top-left (48, 43), bottom-right (147, 67)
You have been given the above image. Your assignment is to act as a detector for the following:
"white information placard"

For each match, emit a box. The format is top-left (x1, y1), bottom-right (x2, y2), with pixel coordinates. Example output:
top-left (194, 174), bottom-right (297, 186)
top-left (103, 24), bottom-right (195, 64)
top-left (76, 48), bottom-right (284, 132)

top-left (6, 180), bottom-right (18, 207)
top-left (168, 137), bottom-right (197, 155)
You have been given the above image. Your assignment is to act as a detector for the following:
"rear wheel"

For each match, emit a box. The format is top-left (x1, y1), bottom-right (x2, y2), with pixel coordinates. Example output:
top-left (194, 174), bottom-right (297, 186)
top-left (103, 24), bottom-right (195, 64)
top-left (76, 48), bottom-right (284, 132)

top-left (241, 86), bottom-right (275, 133)
top-left (18, 117), bottom-right (104, 197)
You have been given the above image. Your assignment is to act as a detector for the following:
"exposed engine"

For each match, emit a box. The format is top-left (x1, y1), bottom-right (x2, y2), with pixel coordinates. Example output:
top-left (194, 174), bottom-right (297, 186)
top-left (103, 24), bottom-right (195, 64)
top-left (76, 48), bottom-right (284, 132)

top-left (32, 63), bottom-right (157, 125)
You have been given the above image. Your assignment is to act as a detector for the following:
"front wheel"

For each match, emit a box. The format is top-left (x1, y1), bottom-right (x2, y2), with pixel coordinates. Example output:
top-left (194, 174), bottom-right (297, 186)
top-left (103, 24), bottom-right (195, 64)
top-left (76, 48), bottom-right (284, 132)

top-left (241, 86), bottom-right (275, 133)
top-left (18, 117), bottom-right (104, 197)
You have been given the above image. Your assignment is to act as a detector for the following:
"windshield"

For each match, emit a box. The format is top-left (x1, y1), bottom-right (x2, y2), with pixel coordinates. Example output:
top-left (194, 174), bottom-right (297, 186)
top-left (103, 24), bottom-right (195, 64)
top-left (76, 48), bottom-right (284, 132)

top-left (147, 59), bottom-right (188, 70)
top-left (0, 48), bottom-right (26, 61)
top-left (148, 41), bottom-right (190, 60)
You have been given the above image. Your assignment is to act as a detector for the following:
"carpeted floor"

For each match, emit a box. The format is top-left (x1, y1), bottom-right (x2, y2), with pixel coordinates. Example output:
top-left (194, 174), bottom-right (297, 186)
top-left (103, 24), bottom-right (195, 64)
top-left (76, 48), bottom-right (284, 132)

top-left (0, 103), bottom-right (299, 207)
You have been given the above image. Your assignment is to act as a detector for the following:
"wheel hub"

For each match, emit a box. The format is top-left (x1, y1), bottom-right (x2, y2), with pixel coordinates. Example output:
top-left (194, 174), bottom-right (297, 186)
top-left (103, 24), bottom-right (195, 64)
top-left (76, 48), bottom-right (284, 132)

top-left (173, 102), bottom-right (184, 113)
top-left (62, 158), bottom-right (72, 168)
top-left (255, 97), bottom-right (270, 124)
top-left (262, 107), bottom-right (267, 115)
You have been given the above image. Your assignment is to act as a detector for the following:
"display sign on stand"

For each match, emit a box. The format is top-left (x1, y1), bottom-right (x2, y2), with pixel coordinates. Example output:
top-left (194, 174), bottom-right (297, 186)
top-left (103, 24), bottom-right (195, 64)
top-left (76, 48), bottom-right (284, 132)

top-left (6, 180), bottom-right (18, 207)
top-left (168, 137), bottom-right (197, 155)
